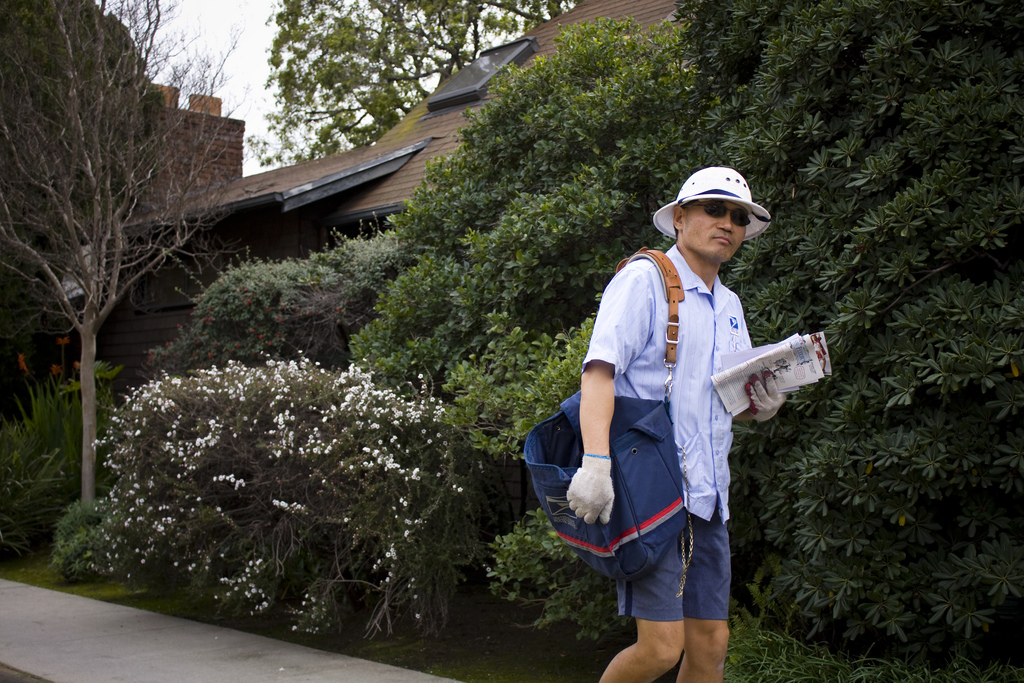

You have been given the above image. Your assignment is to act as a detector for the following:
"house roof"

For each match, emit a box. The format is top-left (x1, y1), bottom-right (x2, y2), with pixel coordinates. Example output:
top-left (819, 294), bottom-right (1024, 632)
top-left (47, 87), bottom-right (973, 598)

top-left (206, 0), bottom-right (680, 226)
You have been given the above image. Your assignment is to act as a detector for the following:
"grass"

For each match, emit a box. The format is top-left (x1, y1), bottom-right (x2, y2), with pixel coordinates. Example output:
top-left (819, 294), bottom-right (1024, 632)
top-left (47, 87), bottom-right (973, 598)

top-left (725, 616), bottom-right (1024, 682)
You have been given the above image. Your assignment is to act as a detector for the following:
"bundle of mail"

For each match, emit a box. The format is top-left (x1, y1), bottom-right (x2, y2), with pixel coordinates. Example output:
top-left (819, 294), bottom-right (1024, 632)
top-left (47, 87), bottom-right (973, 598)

top-left (712, 332), bottom-right (832, 415)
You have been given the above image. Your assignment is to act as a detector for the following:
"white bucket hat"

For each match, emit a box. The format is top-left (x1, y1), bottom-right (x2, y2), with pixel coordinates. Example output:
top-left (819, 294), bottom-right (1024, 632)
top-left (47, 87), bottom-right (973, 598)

top-left (652, 167), bottom-right (771, 241)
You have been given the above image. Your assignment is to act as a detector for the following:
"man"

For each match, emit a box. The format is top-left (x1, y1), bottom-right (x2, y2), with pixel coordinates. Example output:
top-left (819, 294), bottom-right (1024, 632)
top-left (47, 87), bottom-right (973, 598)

top-left (567, 167), bottom-right (785, 683)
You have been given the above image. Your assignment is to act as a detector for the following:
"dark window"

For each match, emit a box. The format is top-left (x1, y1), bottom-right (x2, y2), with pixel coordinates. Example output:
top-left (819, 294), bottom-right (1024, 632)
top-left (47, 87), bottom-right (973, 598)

top-left (131, 261), bottom-right (218, 313)
top-left (426, 37), bottom-right (538, 113)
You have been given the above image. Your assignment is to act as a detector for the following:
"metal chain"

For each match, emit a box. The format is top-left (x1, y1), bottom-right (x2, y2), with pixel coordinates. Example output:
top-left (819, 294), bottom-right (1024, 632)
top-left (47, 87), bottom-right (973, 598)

top-left (665, 361), bottom-right (693, 599)
top-left (677, 446), bottom-right (694, 599)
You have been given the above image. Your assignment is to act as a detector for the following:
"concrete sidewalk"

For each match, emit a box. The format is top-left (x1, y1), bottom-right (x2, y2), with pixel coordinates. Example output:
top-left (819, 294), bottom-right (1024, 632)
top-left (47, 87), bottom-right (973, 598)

top-left (0, 579), bottom-right (458, 683)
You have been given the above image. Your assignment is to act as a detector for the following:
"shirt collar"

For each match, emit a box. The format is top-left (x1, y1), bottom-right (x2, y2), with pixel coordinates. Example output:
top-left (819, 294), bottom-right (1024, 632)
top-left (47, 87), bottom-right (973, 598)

top-left (667, 245), bottom-right (720, 296)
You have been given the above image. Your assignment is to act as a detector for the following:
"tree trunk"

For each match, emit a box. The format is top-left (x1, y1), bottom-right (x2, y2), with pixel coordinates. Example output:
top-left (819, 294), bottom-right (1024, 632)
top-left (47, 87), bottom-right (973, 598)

top-left (80, 321), bottom-right (98, 502)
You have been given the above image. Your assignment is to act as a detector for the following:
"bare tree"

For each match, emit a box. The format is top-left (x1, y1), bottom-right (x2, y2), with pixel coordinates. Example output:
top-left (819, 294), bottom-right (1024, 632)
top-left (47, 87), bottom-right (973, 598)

top-left (0, 0), bottom-right (233, 500)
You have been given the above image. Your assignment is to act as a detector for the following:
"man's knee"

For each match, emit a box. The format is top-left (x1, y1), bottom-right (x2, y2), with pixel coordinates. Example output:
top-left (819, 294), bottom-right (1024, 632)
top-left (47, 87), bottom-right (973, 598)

top-left (640, 638), bottom-right (685, 672)
top-left (704, 621), bottom-right (730, 654)
top-left (636, 620), bottom-right (685, 673)
top-left (683, 619), bottom-right (729, 669)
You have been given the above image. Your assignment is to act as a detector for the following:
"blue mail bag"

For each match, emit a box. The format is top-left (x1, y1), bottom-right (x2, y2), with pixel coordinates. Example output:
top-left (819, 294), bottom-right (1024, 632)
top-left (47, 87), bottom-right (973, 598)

top-left (523, 390), bottom-right (686, 581)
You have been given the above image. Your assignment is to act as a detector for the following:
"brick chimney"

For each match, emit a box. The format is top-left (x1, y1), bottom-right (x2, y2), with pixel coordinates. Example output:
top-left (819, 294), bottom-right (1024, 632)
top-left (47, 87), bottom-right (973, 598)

top-left (189, 94), bottom-right (222, 117)
top-left (157, 84), bottom-right (180, 108)
top-left (181, 94), bottom-right (243, 187)
top-left (148, 86), bottom-right (245, 204)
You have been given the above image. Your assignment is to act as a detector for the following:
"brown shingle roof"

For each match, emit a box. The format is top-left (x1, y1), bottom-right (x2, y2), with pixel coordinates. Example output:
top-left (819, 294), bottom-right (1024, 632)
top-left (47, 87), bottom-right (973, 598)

top-left (205, 0), bottom-right (680, 223)
top-left (330, 0), bottom-right (679, 222)
top-left (205, 138), bottom-right (427, 212)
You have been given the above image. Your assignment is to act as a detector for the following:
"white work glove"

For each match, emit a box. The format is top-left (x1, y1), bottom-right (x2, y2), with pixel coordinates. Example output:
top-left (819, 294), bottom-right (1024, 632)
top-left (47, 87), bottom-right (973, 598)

top-left (567, 454), bottom-right (614, 524)
top-left (747, 371), bottom-right (785, 422)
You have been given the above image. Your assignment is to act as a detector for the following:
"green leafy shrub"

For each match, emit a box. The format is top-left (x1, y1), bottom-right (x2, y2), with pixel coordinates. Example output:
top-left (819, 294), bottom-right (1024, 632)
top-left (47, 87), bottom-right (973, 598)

top-left (445, 316), bottom-right (594, 462)
top-left (734, 554), bottom-right (802, 637)
top-left (352, 19), bottom-right (695, 385)
top-left (479, 320), bottom-right (636, 639)
top-left (150, 232), bottom-right (410, 373)
top-left (343, 0), bottom-right (1022, 663)
top-left (50, 499), bottom-right (107, 582)
top-left (101, 360), bottom-right (498, 635)
top-left (677, 0), bottom-right (1024, 660)
top-left (310, 231), bottom-right (412, 333)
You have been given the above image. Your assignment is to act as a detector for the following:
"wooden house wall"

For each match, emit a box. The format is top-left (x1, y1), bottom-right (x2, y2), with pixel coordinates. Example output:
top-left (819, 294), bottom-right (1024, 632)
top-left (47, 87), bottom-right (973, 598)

top-left (97, 206), bottom-right (324, 394)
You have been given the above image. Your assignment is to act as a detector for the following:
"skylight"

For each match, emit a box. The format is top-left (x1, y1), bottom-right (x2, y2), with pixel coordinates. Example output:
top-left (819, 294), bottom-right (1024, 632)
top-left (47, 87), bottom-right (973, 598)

top-left (426, 37), bottom-right (538, 113)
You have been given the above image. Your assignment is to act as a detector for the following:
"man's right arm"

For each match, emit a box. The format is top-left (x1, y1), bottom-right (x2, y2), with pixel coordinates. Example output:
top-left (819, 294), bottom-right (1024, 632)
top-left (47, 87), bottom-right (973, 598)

top-left (580, 360), bottom-right (615, 456)
top-left (567, 359), bottom-right (617, 524)
top-left (570, 262), bottom-right (653, 524)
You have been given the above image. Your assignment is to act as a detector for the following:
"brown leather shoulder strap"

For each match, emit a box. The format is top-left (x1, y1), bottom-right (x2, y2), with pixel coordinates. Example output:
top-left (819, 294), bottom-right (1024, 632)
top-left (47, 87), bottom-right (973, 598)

top-left (615, 247), bottom-right (683, 366)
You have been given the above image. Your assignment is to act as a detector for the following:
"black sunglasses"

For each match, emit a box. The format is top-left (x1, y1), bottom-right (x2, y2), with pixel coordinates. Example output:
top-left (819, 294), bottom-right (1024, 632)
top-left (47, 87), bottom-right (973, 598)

top-left (684, 200), bottom-right (751, 227)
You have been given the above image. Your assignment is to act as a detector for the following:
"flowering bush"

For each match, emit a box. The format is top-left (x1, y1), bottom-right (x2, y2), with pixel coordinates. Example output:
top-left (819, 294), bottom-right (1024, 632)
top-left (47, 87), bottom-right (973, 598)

top-left (101, 360), bottom-right (495, 635)
top-left (149, 233), bottom-right (410, 373)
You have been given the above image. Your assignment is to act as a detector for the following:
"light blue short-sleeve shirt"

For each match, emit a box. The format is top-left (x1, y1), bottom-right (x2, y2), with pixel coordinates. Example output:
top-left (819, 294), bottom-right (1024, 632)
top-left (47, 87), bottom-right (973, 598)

top-left (583, 245), bottom-right (752, 523)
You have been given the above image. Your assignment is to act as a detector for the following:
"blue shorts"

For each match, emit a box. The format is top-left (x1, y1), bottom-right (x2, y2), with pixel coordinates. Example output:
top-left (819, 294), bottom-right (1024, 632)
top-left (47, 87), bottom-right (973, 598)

top-left (616, 510), bottom-right (730, 621)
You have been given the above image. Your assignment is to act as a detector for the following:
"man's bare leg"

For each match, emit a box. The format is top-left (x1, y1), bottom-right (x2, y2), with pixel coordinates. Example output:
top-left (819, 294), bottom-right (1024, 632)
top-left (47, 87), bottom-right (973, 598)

top-left (676, 618), bottom-right (728, 683)
top-left (599, 618), bottom-right (685, 683)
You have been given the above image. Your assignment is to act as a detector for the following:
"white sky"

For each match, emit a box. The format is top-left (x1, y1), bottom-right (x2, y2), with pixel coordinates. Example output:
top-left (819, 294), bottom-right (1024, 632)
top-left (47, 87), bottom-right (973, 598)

top-left (164, 0), bottom-right (281, 176)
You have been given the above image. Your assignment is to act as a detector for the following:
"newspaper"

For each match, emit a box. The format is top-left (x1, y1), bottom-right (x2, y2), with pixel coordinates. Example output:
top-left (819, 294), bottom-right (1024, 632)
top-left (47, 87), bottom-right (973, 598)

top-left (712, 332), bottom-right (832, 415)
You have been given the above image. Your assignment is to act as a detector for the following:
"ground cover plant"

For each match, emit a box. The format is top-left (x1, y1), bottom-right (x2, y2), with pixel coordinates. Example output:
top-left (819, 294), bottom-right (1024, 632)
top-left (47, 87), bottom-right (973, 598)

top-left (724, 615), bottom-right (1022, 682)
top-left (101, 359), bottom-right (497, 635)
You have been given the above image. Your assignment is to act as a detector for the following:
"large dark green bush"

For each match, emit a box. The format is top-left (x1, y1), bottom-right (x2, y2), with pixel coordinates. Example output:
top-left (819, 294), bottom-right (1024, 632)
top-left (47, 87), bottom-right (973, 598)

top-left (676, 0), bottom-right (1024, 659)
top-left (101, 360), bottom-right (496, 635)
top-left (150, 232), bottom-right (409, 373)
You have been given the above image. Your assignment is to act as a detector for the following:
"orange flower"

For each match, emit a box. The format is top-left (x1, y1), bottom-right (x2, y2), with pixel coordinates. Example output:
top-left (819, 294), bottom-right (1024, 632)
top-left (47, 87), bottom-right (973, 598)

top-left (50, 364), bottom-right (63, 376)
top-left (56, 336), bottom-right (71, 346)
top-left (73, 361), bottom-right (81, 371)
top-left (17, 353), bottom-right (29, 375)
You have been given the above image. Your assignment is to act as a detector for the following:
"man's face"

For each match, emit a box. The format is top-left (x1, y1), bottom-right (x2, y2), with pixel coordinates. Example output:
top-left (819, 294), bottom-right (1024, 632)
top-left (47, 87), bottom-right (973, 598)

top-left (673, 200), bottom-right (747, 269)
